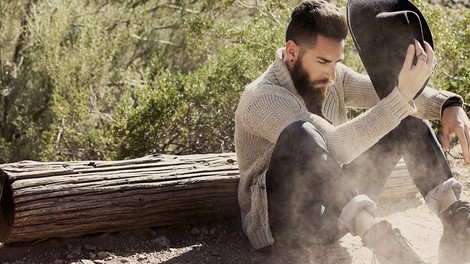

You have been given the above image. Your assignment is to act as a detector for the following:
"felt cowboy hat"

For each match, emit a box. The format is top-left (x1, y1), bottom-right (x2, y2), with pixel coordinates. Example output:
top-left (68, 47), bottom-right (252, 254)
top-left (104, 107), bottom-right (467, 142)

top-left (347, 0), bottom-right (433, 99)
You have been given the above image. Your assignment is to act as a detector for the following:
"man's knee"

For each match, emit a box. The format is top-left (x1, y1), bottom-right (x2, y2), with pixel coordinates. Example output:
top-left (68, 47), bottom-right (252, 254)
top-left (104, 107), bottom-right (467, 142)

top-left (276, 120), bottom-right (327, 152)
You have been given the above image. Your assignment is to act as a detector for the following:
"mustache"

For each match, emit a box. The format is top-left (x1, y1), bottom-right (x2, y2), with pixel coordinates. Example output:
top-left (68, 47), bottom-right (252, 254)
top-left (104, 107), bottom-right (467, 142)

top-left (311, 78), bottom-right (333, 87)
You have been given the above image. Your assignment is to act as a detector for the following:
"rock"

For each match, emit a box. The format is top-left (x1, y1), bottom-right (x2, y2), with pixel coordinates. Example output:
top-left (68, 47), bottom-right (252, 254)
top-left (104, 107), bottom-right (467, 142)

top-left (210, 226), bottom-right (217, 235)
top-left (151, 235), bottom-right (171, 248)
top-left (79, 260), bottom-right (94, 264)
top-left (190, 227), bottom-right (200, 236)
top-left (137, 254), bottom-right (147, 261)
top-left (71, 246), bottom-right (82, 255)
top-left (216, 222), bottom-right (224, 229)
top-left (200, 226), bottom-right (209, 236)
top-left (84, 244), bottom-right (97, 251)
top-left (128, 235), bottom-right (137, 244)
top-left (53, 260), bottom-right (64, 264)
top-left (96, 251), bottom-right (111, 260)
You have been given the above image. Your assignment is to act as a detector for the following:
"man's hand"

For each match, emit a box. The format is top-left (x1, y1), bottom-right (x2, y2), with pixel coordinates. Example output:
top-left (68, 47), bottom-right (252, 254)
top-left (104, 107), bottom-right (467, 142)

top-left (442, 106), bottom-right (470, 164)
top-left (397, 40), bottom-right (435, 102)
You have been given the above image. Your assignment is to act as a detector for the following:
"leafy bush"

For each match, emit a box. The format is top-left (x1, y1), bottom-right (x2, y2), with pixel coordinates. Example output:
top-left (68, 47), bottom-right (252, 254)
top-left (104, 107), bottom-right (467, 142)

top-left (0, 0), bottom-right (468, 162)
top-left (0, 0), bottom-right (205, 162)
top-left (111, 4), bottom-right (287, 158)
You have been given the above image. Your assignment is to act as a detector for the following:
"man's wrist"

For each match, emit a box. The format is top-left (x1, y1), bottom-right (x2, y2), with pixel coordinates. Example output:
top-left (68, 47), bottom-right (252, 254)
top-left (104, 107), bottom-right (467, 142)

top-left (441, 96), bottom-right (464, 116)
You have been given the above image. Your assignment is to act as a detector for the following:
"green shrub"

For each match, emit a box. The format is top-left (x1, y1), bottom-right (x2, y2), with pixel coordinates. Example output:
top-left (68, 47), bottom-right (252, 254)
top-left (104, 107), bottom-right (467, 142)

top-left (111, 5), bottom-right (287, 158)
top-left (0, 0), bottom-right (468, 162)
top-left (0, 0), bottom-right (204, 162)
top-left (118, 0), bottom-right (469, 158)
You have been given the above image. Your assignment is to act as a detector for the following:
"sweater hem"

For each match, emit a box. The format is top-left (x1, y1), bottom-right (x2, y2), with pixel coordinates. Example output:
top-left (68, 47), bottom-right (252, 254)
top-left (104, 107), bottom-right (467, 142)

top-left (385, 87), bottom-right (417, 119)
top-left (430, 92), bottom-right (463, 119)
top-left (247, 230), bottom-right (275, 249)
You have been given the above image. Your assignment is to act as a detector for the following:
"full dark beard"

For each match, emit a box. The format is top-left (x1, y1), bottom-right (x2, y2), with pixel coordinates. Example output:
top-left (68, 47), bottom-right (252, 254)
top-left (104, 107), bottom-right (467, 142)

top-left (291, 60), bottom-right (330, 117)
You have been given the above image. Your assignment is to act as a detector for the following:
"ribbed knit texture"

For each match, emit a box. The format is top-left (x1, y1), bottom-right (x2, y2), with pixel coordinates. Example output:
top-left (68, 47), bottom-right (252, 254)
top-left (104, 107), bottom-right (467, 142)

top-left (235, 48), bottom-right (461, 249)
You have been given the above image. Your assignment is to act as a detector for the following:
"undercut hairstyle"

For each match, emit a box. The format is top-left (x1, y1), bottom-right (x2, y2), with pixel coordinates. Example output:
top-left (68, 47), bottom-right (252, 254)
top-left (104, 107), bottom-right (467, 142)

top-left (286, 0), bottom-right (348, 47)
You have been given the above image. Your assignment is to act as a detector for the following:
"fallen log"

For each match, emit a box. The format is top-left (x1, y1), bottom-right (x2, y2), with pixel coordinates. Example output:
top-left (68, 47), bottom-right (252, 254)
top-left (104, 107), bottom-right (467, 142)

top-left (380, 159), bottom-right (419, 199)
top-left (0, 153), bottom-right (416, 243)
top-left (0, 153), bottom-right (240, 243)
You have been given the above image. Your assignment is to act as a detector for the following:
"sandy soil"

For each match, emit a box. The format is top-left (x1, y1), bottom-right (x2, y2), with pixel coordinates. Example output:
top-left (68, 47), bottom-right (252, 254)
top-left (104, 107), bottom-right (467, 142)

top-left (0, 152), bottom-right (468, 264)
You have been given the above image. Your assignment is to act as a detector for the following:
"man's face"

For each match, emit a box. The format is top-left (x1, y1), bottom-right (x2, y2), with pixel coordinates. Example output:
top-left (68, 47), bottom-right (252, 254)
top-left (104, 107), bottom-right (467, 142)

top-left (294, 35), bottom-right (345, 89)
top-left (290, 35), bottom-right (345, 112)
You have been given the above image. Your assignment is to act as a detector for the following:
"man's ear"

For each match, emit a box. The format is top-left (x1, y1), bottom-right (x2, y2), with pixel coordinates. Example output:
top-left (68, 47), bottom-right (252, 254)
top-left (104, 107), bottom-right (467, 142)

top-left (285, 40), bottom-right (300, 63)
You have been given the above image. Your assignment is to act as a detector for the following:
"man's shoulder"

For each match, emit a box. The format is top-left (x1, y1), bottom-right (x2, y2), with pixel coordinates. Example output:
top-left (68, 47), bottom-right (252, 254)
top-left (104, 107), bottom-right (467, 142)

top-left (237, 60), bottom-right (300, 114)
top-left (236, 79), bottom-right (298, 118)
top-left (242, 79), bottom-right (295, 104)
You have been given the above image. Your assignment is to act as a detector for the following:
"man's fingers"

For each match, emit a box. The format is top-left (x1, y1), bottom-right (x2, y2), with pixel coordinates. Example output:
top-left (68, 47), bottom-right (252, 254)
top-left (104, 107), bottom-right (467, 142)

top-left (455, 127), bottom-right (470, 164)
top-left (442, 132), bottom-right (451, 152)
top-left (423, 41), bottom-right (435, 68)
top-left (414, 39), bottom-right (426, 60)
top-left (413, 40), bottom-right (433, 79)
top-left (464, 126), bottom-right (470, 164)
top-left (404, 44), bottom-right (415, 69)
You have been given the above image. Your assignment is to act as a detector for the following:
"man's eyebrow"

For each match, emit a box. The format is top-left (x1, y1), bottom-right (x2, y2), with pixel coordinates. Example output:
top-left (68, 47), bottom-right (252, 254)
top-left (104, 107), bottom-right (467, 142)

top-left (317, 56), bottom-right (343, 63)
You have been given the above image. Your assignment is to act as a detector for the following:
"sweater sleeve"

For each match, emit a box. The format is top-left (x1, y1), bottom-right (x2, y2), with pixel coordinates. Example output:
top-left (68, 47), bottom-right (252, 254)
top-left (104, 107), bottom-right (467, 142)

top-left (318, 87), bottom-right (416, 164)
top-left (413, 87), bottom-right (463, 120)
top-left (244, 86), bottom-right (417, 164)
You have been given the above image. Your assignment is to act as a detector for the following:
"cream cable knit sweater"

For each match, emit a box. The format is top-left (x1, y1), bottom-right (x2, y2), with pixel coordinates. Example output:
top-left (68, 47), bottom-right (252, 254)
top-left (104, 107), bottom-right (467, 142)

top-left (235, 48), bottom-right (461, 249)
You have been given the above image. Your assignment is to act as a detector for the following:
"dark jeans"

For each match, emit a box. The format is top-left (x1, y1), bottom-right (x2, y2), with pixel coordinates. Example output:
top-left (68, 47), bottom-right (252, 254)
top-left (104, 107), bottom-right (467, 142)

top-left (265, 116), bottom-right (452, 247)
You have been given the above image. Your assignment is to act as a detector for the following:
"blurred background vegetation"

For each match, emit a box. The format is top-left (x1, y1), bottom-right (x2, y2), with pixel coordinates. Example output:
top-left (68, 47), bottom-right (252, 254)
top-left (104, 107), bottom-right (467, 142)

top-left (0, 0), bottom-right (468, 163)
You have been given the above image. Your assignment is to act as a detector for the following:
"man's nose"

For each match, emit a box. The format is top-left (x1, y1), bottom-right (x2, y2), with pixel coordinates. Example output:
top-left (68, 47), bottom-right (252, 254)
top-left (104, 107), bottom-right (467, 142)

top-left (327, 66), bottom-right (336, 81)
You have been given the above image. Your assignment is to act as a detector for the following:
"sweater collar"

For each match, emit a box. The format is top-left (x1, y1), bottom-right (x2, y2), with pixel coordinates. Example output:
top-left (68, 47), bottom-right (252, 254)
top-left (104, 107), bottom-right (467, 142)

top-left (273, 48), bottom-right (304, 101)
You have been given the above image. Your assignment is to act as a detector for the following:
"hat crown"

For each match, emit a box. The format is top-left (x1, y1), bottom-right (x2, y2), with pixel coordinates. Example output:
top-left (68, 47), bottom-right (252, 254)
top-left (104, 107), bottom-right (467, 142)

top-left (347, 0), bottom-right (433, 99)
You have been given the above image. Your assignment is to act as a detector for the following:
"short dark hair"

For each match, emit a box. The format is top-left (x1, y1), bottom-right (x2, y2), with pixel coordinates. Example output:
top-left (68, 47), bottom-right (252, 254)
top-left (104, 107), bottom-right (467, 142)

top-left (286, 0), bottom-right (348, 46)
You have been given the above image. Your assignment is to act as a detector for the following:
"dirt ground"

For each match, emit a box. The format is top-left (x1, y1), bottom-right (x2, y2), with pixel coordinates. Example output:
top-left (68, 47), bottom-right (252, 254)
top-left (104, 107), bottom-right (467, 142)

top-left (0, 148), bottom-right (468, 264)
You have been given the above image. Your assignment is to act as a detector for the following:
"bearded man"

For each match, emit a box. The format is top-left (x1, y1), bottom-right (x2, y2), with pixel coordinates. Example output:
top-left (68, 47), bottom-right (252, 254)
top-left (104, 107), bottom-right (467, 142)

top-left (234, 0), bottom-right (470, 263)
